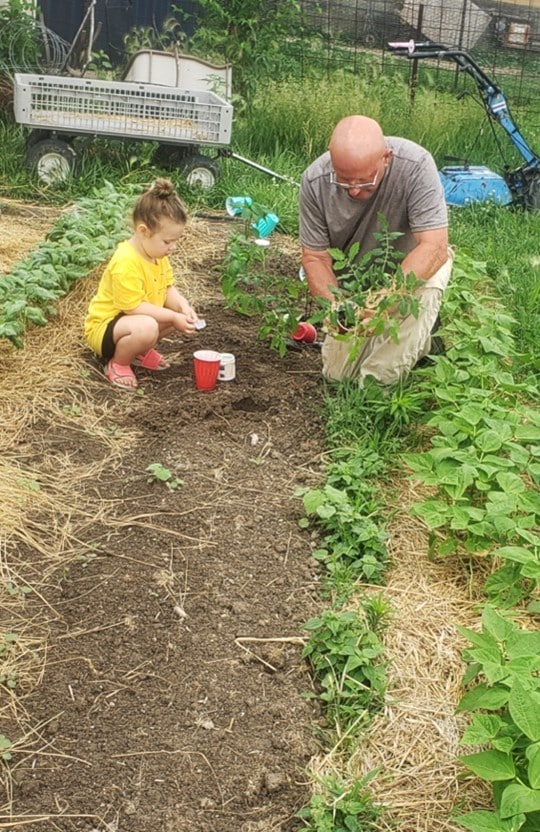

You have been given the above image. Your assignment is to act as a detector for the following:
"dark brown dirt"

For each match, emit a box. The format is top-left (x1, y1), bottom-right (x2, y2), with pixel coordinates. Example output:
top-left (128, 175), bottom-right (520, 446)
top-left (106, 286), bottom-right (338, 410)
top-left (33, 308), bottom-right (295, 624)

top-left (1, 211), bottom-right (330, 832)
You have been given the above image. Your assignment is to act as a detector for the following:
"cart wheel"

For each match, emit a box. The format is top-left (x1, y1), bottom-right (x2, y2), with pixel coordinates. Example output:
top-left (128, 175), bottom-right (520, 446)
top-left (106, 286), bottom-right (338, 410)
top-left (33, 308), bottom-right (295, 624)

top-left (26, 130), bottom-right (53, 149)
top-left (27, 138), bottom-right (77, 185)
top-left (181, 155), bottom-right (220, 189)
top-left (153, 144), bottom-right (193, 168)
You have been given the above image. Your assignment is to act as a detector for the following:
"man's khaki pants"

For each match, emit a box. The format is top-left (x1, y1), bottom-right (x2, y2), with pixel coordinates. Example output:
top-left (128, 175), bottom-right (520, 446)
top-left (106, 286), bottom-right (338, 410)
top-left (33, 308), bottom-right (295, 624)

top-left (321, 252), bottom-right (454, 387)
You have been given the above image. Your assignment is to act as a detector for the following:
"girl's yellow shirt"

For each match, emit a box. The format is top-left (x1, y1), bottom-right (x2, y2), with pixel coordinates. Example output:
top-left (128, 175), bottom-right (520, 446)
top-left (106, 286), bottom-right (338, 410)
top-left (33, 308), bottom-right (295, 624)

top-left (84, 240), bottom-right (174, 356)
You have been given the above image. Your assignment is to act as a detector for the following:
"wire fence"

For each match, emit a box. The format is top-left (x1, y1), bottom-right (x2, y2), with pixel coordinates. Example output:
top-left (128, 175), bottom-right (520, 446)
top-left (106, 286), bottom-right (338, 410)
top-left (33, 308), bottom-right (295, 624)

top-left (299, 0), bottom-right (540, 112)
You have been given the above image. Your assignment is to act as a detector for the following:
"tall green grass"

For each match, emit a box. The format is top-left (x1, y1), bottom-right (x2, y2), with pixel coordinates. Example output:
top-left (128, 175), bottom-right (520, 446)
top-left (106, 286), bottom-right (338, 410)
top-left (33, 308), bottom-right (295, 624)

top-left (449, 203), bottom-right (540, 371)
top-left (235, 57), bottom-right (540, 172)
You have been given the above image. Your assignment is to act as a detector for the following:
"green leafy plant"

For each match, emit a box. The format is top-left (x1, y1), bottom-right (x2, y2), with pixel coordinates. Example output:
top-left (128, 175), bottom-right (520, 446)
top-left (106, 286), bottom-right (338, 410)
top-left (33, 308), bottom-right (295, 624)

top-left (3, 581), bottom-right (31, 599)
top-left (0, 0), bottom-right (41, 75)
top-left (297, 773), bottom-right (382, 832)
top-left (173, 0), bottom-right (305, 108)
top-left (0, 182), bottom-right (133, 347)
top-left (0, 735), bottom-right (12, 763)
top-left (316, 218), bottom-right (422, 364)
top-left (453, 605), bottom-right (540, 832)
top-left (220, 232), bottom-right (306, 356)
top-left (122, 17), bottom-right (184, 60)
top-left (146, 463), bottom-right (183, 491)
top-left (324, 376), bottom-right (430, 446)
top-left (298, 445), bottom-right (391, 587)
top-left (302, 598), bottom-right (389, 736)
top-left (402, 252), bottom-right (540, 606)
top-left (86, 50), bottom-right (114, 79)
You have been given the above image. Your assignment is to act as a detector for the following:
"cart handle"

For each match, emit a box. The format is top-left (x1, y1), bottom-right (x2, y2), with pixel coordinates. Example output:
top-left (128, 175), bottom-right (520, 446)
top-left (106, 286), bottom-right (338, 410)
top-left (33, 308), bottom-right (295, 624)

top-left (219, 149), bottom-right (300, 186)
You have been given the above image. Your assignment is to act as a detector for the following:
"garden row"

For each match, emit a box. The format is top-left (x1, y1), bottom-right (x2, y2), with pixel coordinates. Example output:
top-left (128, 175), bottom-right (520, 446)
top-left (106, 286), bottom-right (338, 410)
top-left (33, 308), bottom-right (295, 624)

top-left (1, 186), bottom-right (539, 831)
top-left (293, 252), bottom-right (540, 831)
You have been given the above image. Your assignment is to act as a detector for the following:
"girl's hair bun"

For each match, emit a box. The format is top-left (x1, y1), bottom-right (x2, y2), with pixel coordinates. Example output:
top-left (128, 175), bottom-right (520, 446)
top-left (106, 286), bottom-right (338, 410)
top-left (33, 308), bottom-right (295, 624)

top-left (132, 177), bottom-right (187, 229)
top-left (151, 177), bottom-right (175, 199)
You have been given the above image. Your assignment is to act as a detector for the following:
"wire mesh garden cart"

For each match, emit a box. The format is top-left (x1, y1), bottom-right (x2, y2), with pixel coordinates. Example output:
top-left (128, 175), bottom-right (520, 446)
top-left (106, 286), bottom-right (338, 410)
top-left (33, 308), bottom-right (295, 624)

top-left (13, 51), bottom-right (234, 187)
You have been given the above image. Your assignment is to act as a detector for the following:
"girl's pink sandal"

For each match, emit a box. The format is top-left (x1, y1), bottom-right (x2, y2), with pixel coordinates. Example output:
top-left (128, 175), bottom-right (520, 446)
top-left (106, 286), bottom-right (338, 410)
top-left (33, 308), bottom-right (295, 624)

top-left (133, 348), bottom-right (170, 371)
top-left (105, 360), bottom-right (138, 391)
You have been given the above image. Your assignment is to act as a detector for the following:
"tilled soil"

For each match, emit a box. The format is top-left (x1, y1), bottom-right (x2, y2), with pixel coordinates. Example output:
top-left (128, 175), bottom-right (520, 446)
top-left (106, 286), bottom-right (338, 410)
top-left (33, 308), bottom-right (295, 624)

top-left (1, 204), bottom-right (331, 832)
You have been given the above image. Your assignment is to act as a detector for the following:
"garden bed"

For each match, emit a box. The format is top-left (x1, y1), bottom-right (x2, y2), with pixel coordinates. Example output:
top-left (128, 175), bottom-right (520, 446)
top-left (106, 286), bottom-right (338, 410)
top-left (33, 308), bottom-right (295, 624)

top-left (0, 201), bottom-right (489, 832)
top-left (0, 206), bottom-right (327, 831)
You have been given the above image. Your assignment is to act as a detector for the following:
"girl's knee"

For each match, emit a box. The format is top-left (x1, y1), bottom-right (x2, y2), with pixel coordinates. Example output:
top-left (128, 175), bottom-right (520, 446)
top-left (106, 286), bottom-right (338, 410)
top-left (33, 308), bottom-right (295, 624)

top-left (139, 317), bottom-right (160, 342)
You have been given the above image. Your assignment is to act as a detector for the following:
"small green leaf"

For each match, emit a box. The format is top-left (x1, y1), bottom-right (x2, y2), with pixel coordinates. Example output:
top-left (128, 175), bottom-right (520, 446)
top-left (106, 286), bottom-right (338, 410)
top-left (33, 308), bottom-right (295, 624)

top-left (457, 684), bottom-right (510, 713)
top-left (453, 809), bottom-right (524, 832)
top-left (475, 430), bottom-right (504, 453)
top-left (302, 489), bottom-right (326, 515)
top-left (526, 742), bottom-right (540, 789)
top-left (460, 714), bottom-right (505, 746)
top-left (482, 606), bottom-right (515, 643)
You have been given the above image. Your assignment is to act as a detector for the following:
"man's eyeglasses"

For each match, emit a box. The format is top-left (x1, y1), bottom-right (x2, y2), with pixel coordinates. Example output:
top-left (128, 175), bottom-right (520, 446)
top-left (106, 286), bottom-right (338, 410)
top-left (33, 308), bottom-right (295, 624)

top-left (329, 167), bottom-right (381, 191)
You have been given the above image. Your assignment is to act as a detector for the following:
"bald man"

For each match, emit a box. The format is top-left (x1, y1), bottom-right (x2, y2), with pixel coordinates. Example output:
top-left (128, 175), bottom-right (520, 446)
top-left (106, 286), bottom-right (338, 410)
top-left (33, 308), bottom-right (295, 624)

top-left (299, 115), bottom-right (453, 386)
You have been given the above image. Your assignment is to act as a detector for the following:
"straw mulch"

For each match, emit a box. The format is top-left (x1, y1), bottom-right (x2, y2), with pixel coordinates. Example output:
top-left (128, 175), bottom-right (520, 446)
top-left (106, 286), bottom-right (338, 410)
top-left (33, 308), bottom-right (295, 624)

top-left (1, 198), bottom-right (61, 270)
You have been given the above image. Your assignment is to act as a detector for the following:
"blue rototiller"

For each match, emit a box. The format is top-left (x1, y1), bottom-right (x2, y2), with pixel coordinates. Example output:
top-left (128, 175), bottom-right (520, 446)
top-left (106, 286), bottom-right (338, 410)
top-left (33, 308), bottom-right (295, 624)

top-left (388, 40), bottom-right (540, 210)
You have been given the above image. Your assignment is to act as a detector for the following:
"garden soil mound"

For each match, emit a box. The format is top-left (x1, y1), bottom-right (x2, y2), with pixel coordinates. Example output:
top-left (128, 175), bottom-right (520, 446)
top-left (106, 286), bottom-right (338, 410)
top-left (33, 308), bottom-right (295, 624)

top-left (1, 204), bottom-right (326, 832)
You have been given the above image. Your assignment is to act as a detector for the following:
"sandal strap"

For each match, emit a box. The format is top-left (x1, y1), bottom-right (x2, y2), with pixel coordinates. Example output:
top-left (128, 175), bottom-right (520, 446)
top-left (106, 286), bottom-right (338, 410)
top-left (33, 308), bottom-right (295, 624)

top-left (135, 348), bottom-right (166, 370)
top-left (106, 361), bottom-right (137, 385)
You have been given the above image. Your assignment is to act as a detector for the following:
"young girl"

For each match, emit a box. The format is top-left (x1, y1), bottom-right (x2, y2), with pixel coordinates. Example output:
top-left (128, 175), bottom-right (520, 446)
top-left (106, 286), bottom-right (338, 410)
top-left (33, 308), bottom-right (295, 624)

top-left (84, 178), bottom-right (199, 391)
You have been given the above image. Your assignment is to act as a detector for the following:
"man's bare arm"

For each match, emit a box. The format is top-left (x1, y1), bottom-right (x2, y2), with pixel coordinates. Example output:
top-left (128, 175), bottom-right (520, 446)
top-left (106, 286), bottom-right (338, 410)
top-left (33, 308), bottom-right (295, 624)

top-left (301, 247), bottom-right (337, 301)
top-left (401, 227), bottom-right (449, 281)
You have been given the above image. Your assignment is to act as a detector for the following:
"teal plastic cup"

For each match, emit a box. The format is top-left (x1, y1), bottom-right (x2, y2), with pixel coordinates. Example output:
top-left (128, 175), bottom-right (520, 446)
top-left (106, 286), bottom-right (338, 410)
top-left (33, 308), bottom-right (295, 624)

top-left (252, 211), bottom-right (279, 238)
top-left (225, 196), bottom-right (253, 216)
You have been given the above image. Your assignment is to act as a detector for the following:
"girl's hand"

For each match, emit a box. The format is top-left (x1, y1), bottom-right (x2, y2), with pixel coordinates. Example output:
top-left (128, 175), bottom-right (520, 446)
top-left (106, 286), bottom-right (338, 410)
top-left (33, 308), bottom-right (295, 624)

top-left (178, 297), bottom-right (197, 320)
top-left (165, 288), bottom-right (197, 322)
top-left (174, 312), bottom-right (197, 335)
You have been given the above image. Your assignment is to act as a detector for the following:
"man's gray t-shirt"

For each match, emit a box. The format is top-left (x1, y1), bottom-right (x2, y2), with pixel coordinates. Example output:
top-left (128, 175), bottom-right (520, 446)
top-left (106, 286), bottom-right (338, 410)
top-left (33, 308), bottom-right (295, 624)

top-left (299, 137), bottom-right (447, 263)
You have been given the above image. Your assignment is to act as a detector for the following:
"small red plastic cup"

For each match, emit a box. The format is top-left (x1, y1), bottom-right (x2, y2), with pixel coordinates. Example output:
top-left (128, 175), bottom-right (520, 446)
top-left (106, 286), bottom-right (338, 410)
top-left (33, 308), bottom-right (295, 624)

top-left (292, 322), bottom-right (318, 343)
top-left (193, 350), bottom-right (221, 391)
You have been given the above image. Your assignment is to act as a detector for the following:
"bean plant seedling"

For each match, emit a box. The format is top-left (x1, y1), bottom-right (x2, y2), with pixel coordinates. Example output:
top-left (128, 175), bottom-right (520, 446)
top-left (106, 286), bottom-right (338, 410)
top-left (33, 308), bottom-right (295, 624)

top-left (146, 463), bottom-right (183, 491)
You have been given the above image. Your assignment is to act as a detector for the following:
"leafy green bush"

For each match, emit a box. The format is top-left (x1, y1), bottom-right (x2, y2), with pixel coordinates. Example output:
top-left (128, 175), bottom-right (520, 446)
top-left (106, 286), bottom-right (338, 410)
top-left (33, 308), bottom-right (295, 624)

top-left (0, 0), bottom-right (41, 75)
top-left (403, 251), bottom-right (540, 607)
top-left (302, 598), bottom-right (389, 735)
top-left (299, 454), bottom-right (390, 588)
top-left (174, 0), bottom-right (307, 107)
top-left (297, 773), bottom-right (382, 832)
top-left (454, 606), bottom-right (540, 832)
